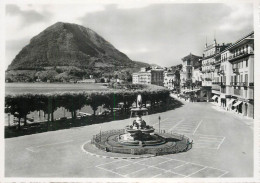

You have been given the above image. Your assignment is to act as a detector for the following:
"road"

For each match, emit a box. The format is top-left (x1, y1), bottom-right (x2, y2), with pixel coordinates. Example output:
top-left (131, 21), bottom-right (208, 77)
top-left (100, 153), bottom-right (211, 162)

top-left (5, 97), bottom-right (253, 178)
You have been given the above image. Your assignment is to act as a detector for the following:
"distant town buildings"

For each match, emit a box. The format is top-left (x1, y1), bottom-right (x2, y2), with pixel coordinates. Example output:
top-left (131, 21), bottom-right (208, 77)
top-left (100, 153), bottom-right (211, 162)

top-left (132, 67), bottom-right (164, 86)
top-left (180, 53), bottom-right (202, 91)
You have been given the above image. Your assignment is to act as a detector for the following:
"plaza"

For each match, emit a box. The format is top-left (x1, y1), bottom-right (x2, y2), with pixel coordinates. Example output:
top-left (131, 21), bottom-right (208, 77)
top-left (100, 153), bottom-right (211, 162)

top-left (5, 96), bottom-right (253, 178)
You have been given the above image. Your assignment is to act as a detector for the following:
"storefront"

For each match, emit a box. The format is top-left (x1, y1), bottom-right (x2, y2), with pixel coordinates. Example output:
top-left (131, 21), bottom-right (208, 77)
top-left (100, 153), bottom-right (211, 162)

top-left (226, 98), bottom-right (235, 111)
top-left (233, 100), bottom-right (243, 114)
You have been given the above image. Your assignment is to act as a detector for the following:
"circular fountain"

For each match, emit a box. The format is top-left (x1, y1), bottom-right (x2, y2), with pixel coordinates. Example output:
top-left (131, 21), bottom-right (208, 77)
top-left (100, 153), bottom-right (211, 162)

top-left (84, 94), bottom-right (191, 156)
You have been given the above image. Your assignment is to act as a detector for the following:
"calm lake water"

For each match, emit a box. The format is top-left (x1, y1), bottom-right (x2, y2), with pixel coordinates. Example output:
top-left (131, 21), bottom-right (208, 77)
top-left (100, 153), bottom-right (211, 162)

top-left (5, 82), bottom-right (108, 95)
top-left (5, 83), bottom-right (110, 126)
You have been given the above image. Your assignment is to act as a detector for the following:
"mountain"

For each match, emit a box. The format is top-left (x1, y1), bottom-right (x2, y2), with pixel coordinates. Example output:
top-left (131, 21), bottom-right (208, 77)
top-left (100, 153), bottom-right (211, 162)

top-left (6, 22), bottom-right (150, 82)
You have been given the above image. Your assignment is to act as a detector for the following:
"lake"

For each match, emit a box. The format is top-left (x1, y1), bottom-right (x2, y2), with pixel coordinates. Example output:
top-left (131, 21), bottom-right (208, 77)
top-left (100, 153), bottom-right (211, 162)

top-left (5, 82), bottom-right (109, 95)
top-left (4, 82), bottom-right (110, 126)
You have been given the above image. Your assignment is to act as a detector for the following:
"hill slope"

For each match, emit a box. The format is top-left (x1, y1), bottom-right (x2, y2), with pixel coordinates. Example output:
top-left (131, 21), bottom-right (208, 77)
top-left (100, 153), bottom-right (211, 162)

top-left (6, 22), bottom-right (150, 82)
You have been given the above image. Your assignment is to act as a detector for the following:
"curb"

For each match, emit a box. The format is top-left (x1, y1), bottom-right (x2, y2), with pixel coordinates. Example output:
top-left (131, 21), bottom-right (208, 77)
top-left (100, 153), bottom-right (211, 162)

top-left (81, 141), bottom-right (156, 159)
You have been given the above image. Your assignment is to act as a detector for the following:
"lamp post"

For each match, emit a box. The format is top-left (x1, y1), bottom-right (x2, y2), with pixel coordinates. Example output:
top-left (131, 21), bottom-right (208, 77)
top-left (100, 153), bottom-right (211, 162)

top-left (158, 116), bottom-right (161, 133)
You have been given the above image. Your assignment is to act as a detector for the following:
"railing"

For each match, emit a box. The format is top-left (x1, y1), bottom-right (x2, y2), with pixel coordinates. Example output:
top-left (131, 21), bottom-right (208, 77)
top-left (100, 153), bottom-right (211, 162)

top-left (91, 129), bottom-right (191, 155)
top-left (233, 68), bottom-right (239, 73)
top-left (229, 51), bottom-right (254, 61)
top-left (230, 82), bottom-right (237, 86)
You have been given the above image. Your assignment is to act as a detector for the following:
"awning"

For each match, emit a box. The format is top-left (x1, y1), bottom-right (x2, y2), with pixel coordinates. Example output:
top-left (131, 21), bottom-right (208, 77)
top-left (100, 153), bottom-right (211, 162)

top-left (227, 99), bottom-right (235, 105)
top-left (233, 101), bottom-right (242, 107)
top-left (212, 95), bottom-right (218, 100)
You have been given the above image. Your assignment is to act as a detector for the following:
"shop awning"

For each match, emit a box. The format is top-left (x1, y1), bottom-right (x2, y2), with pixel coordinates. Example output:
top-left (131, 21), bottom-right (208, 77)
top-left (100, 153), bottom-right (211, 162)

top-left (212, 95), bottom-right (218, 100)
top-left (233, 101), bottom-right (242, 107)
top-left (227, 99), bottom-right (235, 105)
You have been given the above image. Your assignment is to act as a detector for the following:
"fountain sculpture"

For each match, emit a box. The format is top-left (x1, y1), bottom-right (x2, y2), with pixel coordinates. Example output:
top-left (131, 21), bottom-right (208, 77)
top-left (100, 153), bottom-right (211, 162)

top-left (88, 94), bottom-right (191, 156)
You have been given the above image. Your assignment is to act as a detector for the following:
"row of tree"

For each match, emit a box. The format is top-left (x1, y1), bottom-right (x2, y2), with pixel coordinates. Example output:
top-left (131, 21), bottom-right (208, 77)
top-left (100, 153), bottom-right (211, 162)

top-left (5, 88), bottom-right (170, 129)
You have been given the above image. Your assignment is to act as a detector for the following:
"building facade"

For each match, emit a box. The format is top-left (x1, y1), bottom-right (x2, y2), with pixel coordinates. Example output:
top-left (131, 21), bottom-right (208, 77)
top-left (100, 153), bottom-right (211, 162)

top-left (180, 53), bottom-right (202, 91)
top-left (201, 39), bottom-right (231, 101)
top-left (210, 32), bottom-right (254, 118)
top-left (132, 68), bottom-right (164, 86)
top-left (132, 72), bottom-right (151, 84)
top-left (164, 70), bottom-right (181, 91)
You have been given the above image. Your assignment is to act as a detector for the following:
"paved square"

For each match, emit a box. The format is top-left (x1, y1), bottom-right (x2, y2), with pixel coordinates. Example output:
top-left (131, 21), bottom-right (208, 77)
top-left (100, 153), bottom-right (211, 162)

top-left (126, 167), bottom-right (165, 178)
top-left (110, 163), bottom-right (147, 176)
top-left (155, 159), bottom-right (187, 170)
top-left (155, 171), bottom-right (184, 178)
top-left (172, 163), bottom-right (205, 176)
top-left (5, 101), bottom-right (253, 177)
top-left (189, 167), bottom-right (227, 177)
top-left (97, 160), bottom-right (130, 170)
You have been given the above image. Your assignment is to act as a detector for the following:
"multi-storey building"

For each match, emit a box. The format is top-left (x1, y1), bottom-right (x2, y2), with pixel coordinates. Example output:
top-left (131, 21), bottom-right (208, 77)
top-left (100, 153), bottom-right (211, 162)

top-left (151, 69), bottom-right (164, 86)
top-left (132, 68), bottom-right (164, 86)
top-left (210, 31), bottom-right (254, 118)
top-left (201, 39), bottom-right (231, 101)
top-left (164, 69), bottom-right (181, 91)
top-left (132, 72), bottom-right (151, 84)
top-left (180, 53), bottom-right (202, 91)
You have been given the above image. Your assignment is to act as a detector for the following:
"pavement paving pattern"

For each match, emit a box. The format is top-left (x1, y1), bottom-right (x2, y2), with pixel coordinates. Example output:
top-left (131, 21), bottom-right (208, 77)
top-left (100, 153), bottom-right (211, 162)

top-left (5, 98), bottom-right (254, 178)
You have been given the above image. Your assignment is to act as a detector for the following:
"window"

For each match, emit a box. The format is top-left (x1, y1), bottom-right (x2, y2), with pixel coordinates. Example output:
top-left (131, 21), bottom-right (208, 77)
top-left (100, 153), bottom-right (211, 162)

top-left (241, 75), bottom-right (243, 83)
top-left (246, 60), bottom-right (248, 67)
top-left (245, 74), bottom-right (248, 83)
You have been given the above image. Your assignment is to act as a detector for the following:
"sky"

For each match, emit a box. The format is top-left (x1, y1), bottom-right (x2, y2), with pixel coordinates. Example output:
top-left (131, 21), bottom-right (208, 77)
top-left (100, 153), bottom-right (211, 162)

top-left (5, 2), bottom-right (253, 69)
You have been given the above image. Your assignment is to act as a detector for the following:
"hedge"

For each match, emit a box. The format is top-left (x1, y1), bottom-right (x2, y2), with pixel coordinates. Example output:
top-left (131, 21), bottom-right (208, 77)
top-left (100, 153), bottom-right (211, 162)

top-left (5, 87), bottom-right (170, 129)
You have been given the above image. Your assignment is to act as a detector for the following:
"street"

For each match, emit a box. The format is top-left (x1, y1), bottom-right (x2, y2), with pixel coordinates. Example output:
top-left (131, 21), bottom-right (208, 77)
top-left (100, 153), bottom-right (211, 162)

top-left (5, 98), bottom-right (253, 178)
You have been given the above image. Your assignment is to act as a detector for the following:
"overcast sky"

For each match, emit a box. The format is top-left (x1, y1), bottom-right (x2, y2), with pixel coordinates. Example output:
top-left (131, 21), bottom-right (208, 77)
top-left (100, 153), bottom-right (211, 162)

top-left (5, 3), bottom-right (253, 69)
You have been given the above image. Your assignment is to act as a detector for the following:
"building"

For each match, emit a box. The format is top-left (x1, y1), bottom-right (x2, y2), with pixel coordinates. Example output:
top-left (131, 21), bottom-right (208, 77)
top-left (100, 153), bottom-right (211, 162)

top-left (201, 39), bottom-right (231, 101)
top-left (151, 69), bottom-right (164, 86)
top-left (132, 71), bottom-right (151, 85)
top-left (164, 70), bottom-right (180, 91)
top-left (132, 67), bottom-right (164, 86)
top-left (209, 32), bottom-right (254, 118)
top-left (180, 53), bottom-right (202, 91)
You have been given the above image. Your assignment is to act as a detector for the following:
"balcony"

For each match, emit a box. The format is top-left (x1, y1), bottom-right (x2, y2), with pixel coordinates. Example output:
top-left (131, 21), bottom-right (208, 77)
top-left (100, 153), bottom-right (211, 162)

top-left (229, 50), bottom-right (254, 62)
top-left (230, 82), bottom-right (238, 86)
top-left (213, 60), bottom-right (221, 65)
top-left (233, 68), bottom-right (239, 73)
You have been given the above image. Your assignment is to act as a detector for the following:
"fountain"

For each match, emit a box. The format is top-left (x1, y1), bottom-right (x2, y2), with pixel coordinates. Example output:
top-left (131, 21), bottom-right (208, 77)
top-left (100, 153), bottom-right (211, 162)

top-left (87, 94), bottom-right (191, 156)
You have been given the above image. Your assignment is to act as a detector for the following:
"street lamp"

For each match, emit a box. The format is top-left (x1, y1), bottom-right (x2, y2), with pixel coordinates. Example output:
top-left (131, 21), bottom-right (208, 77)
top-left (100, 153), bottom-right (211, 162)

top-left (158, 116), bottom-right (161, 133)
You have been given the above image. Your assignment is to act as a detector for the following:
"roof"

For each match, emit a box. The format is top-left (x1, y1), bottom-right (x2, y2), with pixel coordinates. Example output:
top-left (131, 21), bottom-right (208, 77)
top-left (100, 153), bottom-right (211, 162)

top-left (217, 31), bottom-right (254, 55)
top-left (182, 53), bottom-right (202, 61)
